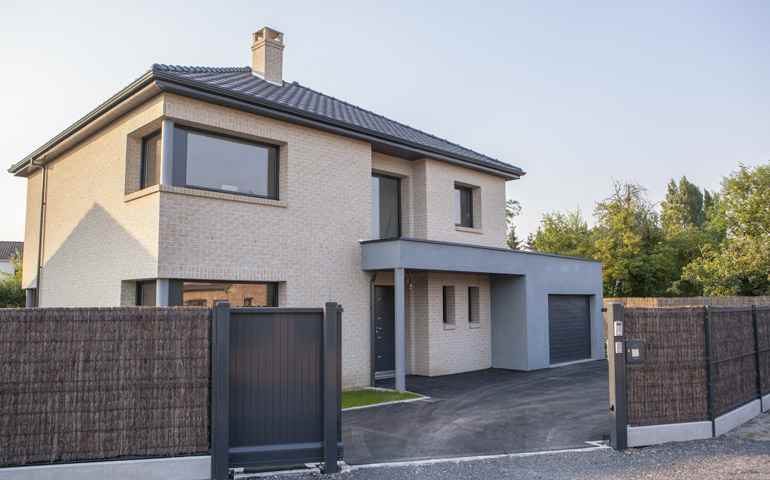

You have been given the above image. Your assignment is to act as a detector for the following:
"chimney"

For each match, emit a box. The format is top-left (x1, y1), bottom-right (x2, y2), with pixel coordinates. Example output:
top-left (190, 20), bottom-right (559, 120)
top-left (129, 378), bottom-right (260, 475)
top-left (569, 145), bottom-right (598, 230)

top-left (251, 27), bottom-right (285, 85)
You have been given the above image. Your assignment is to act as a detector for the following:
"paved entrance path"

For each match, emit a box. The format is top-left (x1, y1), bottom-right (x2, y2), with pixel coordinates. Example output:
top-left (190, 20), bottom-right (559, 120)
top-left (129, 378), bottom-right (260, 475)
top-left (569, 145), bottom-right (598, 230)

top-left (342, 360), bottom-right (609, 465)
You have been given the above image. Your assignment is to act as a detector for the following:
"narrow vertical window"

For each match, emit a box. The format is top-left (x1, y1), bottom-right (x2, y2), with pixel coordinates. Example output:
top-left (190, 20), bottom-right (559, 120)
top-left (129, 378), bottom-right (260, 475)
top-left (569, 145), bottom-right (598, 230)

top-left (371, 173), bottom-right (401, 239)
top-left (442, 286), bottom-right (455, 325)
top-left (140, 131), bottom-right (161, 189)
top-left (454, 184), bottom-right (474, 228)
top-left (468, 286), bottom-right (480, 324)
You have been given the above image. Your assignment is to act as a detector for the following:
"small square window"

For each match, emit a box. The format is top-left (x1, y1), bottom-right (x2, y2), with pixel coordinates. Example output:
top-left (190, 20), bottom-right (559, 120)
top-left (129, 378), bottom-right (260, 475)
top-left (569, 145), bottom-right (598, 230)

top-left (442, 286), bottom-right (455, 325)
top-left (468, 286), bottom-right (480, 324)
top-left (454, 185), bottom-right (474, 228)
top-left (140, 131), bottom-right (161, 189)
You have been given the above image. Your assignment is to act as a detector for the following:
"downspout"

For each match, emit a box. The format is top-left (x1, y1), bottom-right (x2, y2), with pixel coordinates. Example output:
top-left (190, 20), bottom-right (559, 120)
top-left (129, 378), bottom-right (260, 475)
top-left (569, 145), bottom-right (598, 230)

top-left (31, 158), bottom-right (48, 307)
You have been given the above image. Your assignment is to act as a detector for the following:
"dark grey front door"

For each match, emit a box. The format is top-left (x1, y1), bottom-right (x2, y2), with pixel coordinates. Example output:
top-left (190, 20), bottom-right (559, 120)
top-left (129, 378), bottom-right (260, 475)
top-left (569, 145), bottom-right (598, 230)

top-left (548, 295), bottom-right (591, 364)
top-left (374, 286), bottom-right (395, 377)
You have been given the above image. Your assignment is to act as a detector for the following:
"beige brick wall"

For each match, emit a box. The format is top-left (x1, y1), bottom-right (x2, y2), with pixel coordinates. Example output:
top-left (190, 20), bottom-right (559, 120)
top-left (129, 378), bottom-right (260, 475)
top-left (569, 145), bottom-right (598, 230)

top-left (22, 96), bottom-right (164, 305)
top-left (160, 93), bottom-right (373, 388)
top-left (424, 272), bottom-right (492, 376)
top-left (371, 152), bottom-right (507, 247)
top-left (22, 88), bottom-right (508, 387)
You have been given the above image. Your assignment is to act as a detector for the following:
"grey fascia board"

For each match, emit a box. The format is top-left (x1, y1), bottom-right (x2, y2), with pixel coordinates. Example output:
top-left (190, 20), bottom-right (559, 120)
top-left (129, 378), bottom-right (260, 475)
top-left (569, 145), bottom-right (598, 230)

top-left (8, 71), bottom-right (157, 175)
top-left (361, 237), bottom-right (600, 273)
top-left (152, 74), bottom-right (524, 179)
top-left (361, 237), bottom-right (600, 264)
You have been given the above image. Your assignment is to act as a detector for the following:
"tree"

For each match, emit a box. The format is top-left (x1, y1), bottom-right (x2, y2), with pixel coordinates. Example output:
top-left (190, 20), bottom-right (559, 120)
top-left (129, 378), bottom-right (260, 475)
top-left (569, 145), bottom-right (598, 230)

top-left (0, 254), bottom-right (25, 308)
top-left (593, 182), bottom-right (670, 297)
top-left (505, 199), bottom-right (522, 249)
top-left (659, 176), bottom-right (710, 295)
top-left (528, 209), bottom-right (594, 259)
top-left (660, 176), bottom-right (705, 234)
top-left (682, 163), bottom-right (770, 295)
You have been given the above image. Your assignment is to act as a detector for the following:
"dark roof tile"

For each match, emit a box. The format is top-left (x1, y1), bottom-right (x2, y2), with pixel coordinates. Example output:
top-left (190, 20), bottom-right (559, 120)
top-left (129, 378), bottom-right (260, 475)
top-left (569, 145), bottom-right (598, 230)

top-left (152, 64), bottom-right (522, 176)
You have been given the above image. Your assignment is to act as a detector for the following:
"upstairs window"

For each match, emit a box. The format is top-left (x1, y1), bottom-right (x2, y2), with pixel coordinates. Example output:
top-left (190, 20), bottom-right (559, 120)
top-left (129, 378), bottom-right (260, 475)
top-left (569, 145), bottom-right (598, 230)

top-left (140, 131), bottom-right (161, 189)
top-left (173, 127), bottom-right (279, 199)
top-left (454, 184), bottom-right (474, 228)
top-left (371, 174), bottom-right (401, 239)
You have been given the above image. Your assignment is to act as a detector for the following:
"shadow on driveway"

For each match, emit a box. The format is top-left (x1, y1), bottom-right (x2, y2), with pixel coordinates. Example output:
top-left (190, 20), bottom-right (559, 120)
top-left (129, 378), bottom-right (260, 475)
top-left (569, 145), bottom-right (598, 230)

top-left (343, 360), bottom-right (609, 465)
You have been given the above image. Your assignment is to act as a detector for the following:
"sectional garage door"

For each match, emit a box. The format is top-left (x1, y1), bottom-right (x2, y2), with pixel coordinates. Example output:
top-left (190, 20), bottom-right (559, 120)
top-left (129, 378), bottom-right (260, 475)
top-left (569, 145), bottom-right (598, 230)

top-left (548, 295), bottom-right (591, 364)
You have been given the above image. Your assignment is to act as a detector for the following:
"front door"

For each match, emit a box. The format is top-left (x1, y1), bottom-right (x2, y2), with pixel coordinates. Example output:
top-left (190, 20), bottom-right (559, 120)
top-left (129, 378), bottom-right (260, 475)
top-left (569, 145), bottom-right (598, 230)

top-left (374, 286), bottom-right (395, 378)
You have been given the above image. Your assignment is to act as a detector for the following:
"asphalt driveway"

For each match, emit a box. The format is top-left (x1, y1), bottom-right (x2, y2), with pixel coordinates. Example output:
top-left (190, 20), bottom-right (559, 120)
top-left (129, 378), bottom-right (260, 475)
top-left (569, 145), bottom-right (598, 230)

top-left (343, 360), bottom-right (609, 465)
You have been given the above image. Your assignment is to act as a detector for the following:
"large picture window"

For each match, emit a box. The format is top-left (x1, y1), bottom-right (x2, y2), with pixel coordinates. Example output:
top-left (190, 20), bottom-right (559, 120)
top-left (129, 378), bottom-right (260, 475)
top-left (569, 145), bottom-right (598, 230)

top-left (178, 281), bottom-right (278, 308)
top-left (173, 127), bottom-right (279, 199)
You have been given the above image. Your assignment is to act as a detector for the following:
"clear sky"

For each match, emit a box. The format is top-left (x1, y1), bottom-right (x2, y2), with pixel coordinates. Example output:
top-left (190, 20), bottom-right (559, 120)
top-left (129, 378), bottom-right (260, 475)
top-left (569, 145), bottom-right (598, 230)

top-left (1, 1), bottom-right (768, 242)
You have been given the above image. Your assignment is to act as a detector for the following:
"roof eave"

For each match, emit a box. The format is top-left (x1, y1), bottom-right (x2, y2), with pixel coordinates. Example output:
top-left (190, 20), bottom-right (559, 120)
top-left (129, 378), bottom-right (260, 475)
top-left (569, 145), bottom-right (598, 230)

top-left (9, 69), bottom-right (525, 180)
top-left (8, 70), bottom-right (158, 176)
top-left (151, 72), bottom-right (524, 179)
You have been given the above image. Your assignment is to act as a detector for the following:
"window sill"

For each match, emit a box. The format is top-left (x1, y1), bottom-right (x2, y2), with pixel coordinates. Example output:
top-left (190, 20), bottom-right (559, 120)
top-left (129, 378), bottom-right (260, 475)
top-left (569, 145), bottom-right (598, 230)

top-left (469, 322), bottom-right (481, 329)
top-left (157, 185), bottom-right (287, 207)
top-left (443, 323), bottom-right (456, 331)
top-left (455, 225), bottom-right (483, 235)
top-left (124, 185), bottom-right (161, 203)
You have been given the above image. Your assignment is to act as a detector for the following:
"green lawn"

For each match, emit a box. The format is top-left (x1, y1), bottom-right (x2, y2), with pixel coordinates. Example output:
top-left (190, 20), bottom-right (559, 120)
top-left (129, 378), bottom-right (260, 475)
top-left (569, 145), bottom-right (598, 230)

top-left (342, 388), bottom-right (422, 409)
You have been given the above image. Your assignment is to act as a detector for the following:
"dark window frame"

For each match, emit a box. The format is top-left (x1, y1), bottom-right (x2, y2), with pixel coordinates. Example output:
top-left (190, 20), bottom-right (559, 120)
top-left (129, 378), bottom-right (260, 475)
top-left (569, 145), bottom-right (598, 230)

top-left (455, 184), bottom-right (474, 228)
top-left (172, 125), bottom-right (280, 200)
top-left (442, 286), bottom-right (455, 325)
top-left (136, 280), bottom-right (157, 306)
top-left (372, 172), bottom-right (402, 240)
top-left (468, 286), bottom-right (480, 324)
top-left (140, 131), bottom-right (162, 189)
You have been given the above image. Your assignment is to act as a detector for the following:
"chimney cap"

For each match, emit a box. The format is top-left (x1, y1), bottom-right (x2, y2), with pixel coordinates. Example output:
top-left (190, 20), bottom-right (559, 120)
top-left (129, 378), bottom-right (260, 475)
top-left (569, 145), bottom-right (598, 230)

top-left (252, 26), bottom-right (284, 47)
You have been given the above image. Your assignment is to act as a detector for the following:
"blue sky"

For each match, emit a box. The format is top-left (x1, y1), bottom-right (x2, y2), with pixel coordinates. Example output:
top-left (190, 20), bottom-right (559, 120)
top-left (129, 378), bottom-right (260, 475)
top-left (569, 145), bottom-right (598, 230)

top-left (1, 1), bottom-right (768, 241)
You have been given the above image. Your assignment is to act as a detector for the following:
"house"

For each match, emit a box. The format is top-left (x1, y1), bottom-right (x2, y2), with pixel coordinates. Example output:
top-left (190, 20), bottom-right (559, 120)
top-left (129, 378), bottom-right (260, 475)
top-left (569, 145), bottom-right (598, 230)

top-left (9, 27), bottom-right (603, 389)
top-left (0, 241), bottom-right (22, 276)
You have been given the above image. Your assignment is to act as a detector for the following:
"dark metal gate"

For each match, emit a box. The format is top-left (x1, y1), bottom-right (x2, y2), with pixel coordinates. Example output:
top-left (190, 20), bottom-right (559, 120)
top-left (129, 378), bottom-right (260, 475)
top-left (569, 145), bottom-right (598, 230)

top-left (211, 302), bottom-right (343, 478)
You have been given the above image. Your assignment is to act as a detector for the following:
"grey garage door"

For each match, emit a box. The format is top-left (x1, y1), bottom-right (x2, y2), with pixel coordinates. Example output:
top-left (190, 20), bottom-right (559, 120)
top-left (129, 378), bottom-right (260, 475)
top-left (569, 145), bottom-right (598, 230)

top-left (548, 295), bottom-right (591, 364)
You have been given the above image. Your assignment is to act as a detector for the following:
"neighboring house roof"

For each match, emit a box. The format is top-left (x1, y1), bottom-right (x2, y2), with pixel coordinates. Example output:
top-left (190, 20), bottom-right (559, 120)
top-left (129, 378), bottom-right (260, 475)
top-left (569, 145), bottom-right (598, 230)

top-left (9, 65), bottom-right (524, 179)
top-left (0, 241), bottom-right (23, 260)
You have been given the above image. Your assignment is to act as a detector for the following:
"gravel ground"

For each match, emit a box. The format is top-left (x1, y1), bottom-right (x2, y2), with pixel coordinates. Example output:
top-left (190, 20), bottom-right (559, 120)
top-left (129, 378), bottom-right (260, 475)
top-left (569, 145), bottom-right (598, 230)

top-left (248, 414), bottom-right (770, 480)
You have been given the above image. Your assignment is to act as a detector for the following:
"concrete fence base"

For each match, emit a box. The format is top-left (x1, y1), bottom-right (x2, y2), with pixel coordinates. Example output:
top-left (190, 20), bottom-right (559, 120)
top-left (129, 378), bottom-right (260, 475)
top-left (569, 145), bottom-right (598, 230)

top-left (0, 456), bottom-right (210, 480)
top-left (627, 399), bottom-right (766, 448)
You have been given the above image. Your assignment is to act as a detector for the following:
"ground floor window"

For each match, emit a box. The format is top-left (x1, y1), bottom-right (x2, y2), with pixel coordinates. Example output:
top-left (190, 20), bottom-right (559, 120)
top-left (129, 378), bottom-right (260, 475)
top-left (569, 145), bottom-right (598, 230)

top-left (179, 281), bottom-right (277, 307)
top-left (442, 286), bottom-right (455, 325)
top-left (468, 286), bottom-right (480, 324)
top-left (136, 280), bottom-right (157, 306)
top-left (134, 280), bottom-right (278, 307)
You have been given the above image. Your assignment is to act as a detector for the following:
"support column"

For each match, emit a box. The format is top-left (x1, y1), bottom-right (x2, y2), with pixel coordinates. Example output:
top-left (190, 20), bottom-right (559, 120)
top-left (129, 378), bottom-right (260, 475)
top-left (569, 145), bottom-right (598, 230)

top-left (156, 279), bottom-right (170, 307)
top-left (160, 119), bottom-right (174, 185)
top-left (394, 268), bottom-right (406, 392)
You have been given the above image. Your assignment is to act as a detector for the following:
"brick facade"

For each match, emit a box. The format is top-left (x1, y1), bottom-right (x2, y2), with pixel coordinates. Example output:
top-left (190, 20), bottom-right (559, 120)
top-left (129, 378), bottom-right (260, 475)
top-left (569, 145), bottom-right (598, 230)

top-left (23, 92), bottom-right (511, 387)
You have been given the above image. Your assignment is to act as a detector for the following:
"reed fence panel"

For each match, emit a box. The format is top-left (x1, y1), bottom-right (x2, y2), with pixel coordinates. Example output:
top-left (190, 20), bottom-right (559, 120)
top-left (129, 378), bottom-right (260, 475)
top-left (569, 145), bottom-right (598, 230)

top-left (0, 307), bottom-right (211, 467)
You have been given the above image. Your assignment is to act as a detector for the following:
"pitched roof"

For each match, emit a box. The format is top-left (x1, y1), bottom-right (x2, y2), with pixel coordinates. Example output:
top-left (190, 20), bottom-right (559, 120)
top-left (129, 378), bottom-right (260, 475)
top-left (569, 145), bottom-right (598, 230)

top-left (0, 241), bottom-right (23, 260)
top-left (10, 64), bottom-right (524, 178)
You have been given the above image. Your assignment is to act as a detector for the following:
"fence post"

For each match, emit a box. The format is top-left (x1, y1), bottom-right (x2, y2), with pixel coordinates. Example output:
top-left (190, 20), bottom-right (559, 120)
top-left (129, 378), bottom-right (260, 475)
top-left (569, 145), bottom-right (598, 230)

top-left (704, 305), bottom-right (715, 437)
top-left (211, 302), bottom-right (231, 480)
top-left (752, 305), bottom-right (762, 407)
top-left (322, 302), bottom-right (341, 474)
top-left (607, 302), bottom-right (627, 450)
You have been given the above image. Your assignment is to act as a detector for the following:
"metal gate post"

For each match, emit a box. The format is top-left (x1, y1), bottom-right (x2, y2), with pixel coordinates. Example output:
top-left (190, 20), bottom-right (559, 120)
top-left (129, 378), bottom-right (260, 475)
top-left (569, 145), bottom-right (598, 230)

top-left (607, 302), bottom-right (627, 450)
top-left (211, 302), bottom-right (231, 480)
top-left (322, 302), bottom-right (341, 474)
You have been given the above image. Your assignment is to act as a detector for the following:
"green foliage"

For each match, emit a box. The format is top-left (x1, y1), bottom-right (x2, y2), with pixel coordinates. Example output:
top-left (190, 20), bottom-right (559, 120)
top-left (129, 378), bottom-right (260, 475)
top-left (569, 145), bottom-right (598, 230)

top-left (505, 199), bottom-right (523, 249)
top-left (681, 164), bottom-right (770, 295)
top-left (527, 162), bottom-right (770, 297)
top-left (0, 255), bottom-right (25, 308)
top-left (529, 209), bottom-right (594, 258)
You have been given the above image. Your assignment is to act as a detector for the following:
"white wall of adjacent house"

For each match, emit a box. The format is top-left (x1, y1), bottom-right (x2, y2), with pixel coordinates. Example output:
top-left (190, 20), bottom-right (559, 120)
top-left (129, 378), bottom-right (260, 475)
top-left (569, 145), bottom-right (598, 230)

top-left (0, 259), bottom-right (14, 276)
